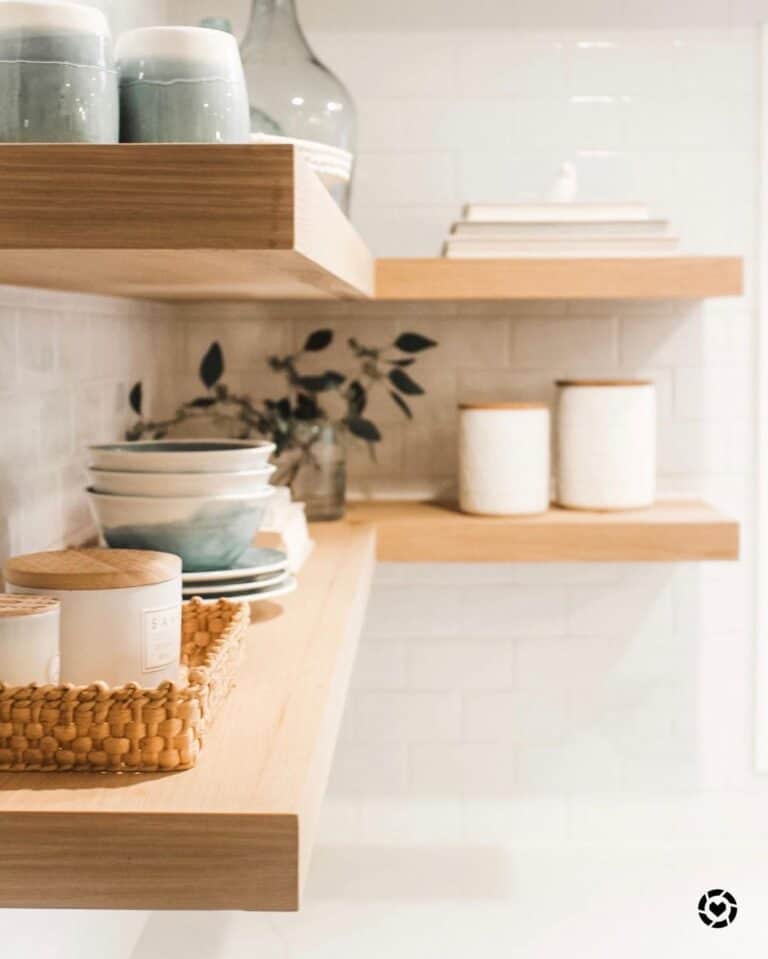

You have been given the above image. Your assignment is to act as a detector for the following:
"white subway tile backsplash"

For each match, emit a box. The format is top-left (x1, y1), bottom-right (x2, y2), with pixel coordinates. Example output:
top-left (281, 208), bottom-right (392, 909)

top-left (355, 152), bottom-right (457, 206)
top-left (407, 638), bottom-right (515, 690)
top-left (463, 690), bottom-right (568, 745)
top-left (345, 690), bottom-right (462, 744)
top-left (462, 584), bottom-right (568, 637)
top-left (457, 36), bottom-right (568, 98)
top-left (512, 315), bottom-right (619, 368)
top-left (567, 571), bottom-right (675, 638)
top-left (409, 742), bottom-right (518, 795)
top-left (364, 584), bottom-right (464, 638)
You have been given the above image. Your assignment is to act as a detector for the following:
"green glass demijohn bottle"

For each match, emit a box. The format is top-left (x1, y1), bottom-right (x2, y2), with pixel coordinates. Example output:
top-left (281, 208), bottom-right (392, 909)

top-left (240, 0), bottom-right (357, 211)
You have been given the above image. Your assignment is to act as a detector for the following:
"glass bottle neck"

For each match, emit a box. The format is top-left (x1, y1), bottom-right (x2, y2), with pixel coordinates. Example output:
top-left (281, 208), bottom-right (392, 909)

top-left (242, 0), bottom-right (312, 59)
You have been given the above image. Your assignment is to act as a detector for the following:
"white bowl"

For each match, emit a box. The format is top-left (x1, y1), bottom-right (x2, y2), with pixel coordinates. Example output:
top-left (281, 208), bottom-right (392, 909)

top-left (89, 465), bottom-right (276, 497)
top-left (89, 440), bottom-right (275, 474)
top-left (87, 487), bottom-right (274, 572)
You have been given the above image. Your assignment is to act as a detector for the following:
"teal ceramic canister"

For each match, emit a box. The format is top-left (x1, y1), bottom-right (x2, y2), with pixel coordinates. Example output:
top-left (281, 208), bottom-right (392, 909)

top-left (115, 26), bottom-right (250, 143)
top-left (0, 0), bottom-right (118, 142)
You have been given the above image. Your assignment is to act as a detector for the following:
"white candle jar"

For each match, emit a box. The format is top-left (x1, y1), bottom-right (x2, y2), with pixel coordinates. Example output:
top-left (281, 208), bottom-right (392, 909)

top-left (459, 402), bottom-right (551, 516)
top-left (556, 379), bottom-right (656, 510)
top-left (4, 549), bottom-right (182, 688)
top-left (0, 595), bottom-right (60, 686)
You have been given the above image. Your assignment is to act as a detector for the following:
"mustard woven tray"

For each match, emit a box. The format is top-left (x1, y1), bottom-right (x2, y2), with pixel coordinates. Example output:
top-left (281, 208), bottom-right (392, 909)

top-left (0, 597), bottom-right (250, 773)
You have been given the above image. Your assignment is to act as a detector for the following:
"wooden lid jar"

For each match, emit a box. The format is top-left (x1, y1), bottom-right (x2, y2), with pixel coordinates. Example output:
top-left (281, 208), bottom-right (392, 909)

top-left (4, 549), bottom-right (182, 687)
top-left (0, 595), bottom-right (60, 686)
top-left (458, 401), bottom-right (551, 516)
top-left (555, 379), bottom-right (656, 511)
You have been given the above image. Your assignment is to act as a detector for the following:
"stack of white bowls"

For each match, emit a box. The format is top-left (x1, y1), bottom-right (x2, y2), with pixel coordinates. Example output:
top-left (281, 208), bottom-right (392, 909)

top-left (87, 440), bottom-right (276, 573)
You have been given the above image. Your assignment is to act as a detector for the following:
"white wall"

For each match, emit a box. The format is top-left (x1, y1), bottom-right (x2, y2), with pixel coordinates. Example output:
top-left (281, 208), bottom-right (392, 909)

top-left (172, 18), bottom-right (760, 834)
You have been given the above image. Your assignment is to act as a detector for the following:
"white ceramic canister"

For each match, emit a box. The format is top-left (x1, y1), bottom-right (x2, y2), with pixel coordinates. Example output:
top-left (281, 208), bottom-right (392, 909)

top-left (0, 595), bottom-right (60, 685)
top-left (459, 402), bottom-right (551, 516)
top-left (556, 379), bottom-right (656, 510)
top-left (4, 549), bottom-right (182, 687)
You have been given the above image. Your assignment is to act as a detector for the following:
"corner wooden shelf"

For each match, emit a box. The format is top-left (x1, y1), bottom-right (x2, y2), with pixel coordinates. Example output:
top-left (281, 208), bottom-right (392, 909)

top-left (347, 500), bottom-right (739, 562)
top-left (0, 144), bottom-right (373, 301)
top-left (375, 256), bottom-right (743, 300)
top-left (0, 522), bottom-right (376, 912)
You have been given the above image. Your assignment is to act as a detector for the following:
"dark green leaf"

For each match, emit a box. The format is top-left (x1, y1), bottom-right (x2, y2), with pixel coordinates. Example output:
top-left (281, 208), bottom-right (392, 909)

top-left (189, 397), bottom-right (217, 408)
top-left (304, 329), bottom-right (334, 352)
top-left (200, 342), bottom-right (224, 389)
top-left (389, 390), bottom-right (413, 419)
top-left (153, 429), bottom-right (168, 440)
top-left (389, 367), bottom-right (425, 396)
top-left (348, 417), bottom-right (382, 442)
top-left (347, 380), bottom-right (367, 416)
top-left (390, 358), bottom-right (416, 367)
top-left (395, 332), bottom-right (438, 354)
top-left (297, 371), bottom-right (346, 393)
top-left (295, 392), bottom-right (320, 421)
top-left (129, 382), bottom-right (143, 416)
top-left (276, 397), bottom-right (292, 419)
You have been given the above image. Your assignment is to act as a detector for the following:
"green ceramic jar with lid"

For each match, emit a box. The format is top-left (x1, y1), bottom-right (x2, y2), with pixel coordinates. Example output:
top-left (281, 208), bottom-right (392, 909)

top-left (0, 0), bottom-right (118, 142)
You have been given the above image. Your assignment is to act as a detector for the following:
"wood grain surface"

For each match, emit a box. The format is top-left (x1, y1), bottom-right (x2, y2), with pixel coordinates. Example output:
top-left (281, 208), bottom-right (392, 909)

top-left (0, 523), bottom-right (377, 911)
top-left (375, 256), bottom-right (744, 300)
top-left (0, 144), bottom-right (373, 300)
top-left (347, 500), bottom-right (739, 562)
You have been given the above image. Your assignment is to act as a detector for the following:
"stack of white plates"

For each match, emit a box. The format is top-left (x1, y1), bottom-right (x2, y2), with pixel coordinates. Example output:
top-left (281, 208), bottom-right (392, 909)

top-left (250, 133), bottom-right (353, 190)
top-left (182, 546), bottom-right (296, 603)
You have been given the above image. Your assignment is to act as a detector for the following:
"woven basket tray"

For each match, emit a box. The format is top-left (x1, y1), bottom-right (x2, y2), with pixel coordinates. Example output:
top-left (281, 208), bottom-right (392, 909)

top-left (0, 597), bottom-right (250, 773)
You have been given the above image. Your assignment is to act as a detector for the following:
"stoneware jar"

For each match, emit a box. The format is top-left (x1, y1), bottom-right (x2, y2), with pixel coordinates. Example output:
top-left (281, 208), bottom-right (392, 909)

top-left (556, 379), bottom-right (656, 510)
top-left (459, 402), bottom-right (551, 516)
top-left (0, 595), bottom-right (60, 685)
top-left (115, 25), bottom-right (250, 143)
top-left (4, 549), bottom-right (182, 688)
top-left (0, 0), bottom-right (118, 143)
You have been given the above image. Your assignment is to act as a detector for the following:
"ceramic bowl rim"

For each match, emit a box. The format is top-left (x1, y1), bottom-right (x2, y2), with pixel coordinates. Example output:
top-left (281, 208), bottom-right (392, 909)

top-left (89, 439), bottom-right (276, 455)
top-left (89, 464), bottom-right (277, 479)
top-left (86, 487), bottom-right (275, 504)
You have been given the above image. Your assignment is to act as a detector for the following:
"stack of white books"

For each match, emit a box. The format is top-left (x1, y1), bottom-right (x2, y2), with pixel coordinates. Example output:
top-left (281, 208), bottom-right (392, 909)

top-left (443, 202), bottom-right (679, 259)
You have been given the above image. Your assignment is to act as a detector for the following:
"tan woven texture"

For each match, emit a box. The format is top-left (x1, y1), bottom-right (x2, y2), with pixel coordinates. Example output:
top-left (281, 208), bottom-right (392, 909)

top-left (0, 597), bottom-right (250, 773)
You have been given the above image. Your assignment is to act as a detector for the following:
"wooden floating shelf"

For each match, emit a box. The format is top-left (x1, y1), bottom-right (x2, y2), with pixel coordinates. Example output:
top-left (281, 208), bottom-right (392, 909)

top-left (347, 500), bottom-right (739, 562)
top-left (0, 144), bottom-right (374, 301)
top-left (0, 522), bottom-right (376, 912)
top-left (375, 256), bottom-right (744, 300)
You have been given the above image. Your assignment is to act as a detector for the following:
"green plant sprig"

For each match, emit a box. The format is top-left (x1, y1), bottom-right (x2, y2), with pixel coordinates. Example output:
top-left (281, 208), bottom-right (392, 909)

top-left (126, 329), bottom-right (438, 457)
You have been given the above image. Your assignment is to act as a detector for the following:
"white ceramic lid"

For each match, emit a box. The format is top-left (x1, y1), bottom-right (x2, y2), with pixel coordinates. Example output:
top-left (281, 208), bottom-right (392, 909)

top-left (0, 1), bottom-right (110, 36)
top-left (115, 25), bottom-right (240, 64)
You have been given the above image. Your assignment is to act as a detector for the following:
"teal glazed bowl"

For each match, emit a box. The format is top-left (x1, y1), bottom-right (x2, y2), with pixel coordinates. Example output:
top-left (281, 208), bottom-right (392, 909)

top-left (88, 487), bottom-right (274, 572)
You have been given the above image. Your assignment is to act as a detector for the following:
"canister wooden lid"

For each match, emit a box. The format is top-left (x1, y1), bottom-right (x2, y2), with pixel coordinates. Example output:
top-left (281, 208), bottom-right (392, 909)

top-left (0, 595), bottom-right (60, 618)
top-left (459, 401), bottom-right (549, 410)
top-left (555, 379), bottom-right (653, 388)
top-left (4, 549), bottom-right (181, 591)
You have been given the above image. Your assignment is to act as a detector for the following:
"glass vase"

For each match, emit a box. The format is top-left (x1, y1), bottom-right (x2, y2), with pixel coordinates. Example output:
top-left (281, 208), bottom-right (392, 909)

top-left (240, 0), bottom-right (357, 212)
top-left (277, 420), bottom-right (346, 521)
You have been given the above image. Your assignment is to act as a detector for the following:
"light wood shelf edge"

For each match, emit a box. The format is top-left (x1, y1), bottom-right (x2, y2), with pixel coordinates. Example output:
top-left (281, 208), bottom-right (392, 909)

top-left (0, 144), bottom-right (374, 301)
top-left (0, 522), bottom-right (377, 912)
top-left (347, 500), bottom-right (740, 562)
top-left (375, 256), bottom-right (744, 300)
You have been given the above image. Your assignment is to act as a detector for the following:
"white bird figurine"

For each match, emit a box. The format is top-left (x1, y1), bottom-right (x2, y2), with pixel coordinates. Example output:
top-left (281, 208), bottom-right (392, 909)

top-left (548, 161), bottom-right (579, 203)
